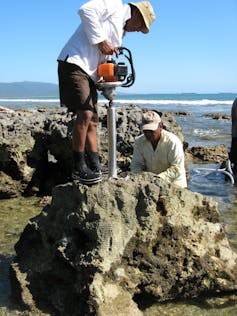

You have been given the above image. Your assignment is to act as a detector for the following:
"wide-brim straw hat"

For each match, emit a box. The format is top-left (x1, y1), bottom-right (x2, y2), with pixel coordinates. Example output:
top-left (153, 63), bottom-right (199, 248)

top-left (129, 1), bottom-right (156, 33)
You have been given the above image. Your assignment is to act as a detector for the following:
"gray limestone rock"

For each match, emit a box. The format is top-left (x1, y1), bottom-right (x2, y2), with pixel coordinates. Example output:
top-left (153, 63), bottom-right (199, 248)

top-left (187, 144), bottom-right (228, 163)
top-left (10, 173), bottom-right (237, 315)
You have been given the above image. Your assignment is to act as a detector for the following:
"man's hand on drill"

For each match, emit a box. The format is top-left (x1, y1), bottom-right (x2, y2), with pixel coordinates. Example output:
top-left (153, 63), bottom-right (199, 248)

top-left (98, 40), bottom-right (119, 57)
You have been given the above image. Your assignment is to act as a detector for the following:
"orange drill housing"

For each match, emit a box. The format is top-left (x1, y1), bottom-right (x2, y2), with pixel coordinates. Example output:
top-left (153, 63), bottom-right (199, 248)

top-left (97, 61), bottom-right (128, 82)
top-left (97, 63), bottom-right (117, 82)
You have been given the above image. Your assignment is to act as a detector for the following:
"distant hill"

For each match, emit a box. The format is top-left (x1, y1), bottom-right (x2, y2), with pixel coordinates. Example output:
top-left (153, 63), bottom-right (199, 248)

top-left (0, 81), bottom-right (59, 98)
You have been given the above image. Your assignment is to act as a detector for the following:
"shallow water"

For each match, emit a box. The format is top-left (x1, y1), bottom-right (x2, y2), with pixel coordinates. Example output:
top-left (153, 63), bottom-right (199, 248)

top-left (144, 294), bottom-right (237, 316)
top-left (0, 197), bottom-right (47, 316)
top-left (189, 163), bottom-right (237, 249)
top-left (175, 115), bottom-right (231, 148)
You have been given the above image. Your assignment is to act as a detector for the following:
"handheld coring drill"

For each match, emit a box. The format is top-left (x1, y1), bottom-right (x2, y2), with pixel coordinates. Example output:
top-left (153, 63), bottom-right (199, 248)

top-left (96, 47), bottom-right (135, 101)
top-left (96, 47), bottom-right (135, 178)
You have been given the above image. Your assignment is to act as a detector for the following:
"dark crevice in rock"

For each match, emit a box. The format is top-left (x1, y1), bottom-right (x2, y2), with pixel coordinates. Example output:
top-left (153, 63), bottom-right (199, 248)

top-left (133, 290), bottom-right (158, 310)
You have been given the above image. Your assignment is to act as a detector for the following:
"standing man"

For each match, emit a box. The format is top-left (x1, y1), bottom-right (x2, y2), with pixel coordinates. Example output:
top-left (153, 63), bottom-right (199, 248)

top-left (57, 1), bottom-right (156, 184)
top-left (229, 98), bottom-right (237, 180)
top-left (131, 111), bottom-right (187, 188)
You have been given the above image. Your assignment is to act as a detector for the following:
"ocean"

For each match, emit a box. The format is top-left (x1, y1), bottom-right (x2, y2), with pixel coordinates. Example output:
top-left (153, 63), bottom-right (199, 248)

top-left (1, 92), bottom-right (237, 315)
top-left (0, 92), bottom-right (235, 109)
top-left (1, 92), bottom-right (236, 149)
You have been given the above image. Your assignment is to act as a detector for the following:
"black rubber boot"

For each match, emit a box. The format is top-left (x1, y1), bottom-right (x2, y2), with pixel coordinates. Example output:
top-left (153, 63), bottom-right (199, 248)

top-left (86, 151), bottom-right (108, 175)
top-left (72, 151), bottom-right (102, 184)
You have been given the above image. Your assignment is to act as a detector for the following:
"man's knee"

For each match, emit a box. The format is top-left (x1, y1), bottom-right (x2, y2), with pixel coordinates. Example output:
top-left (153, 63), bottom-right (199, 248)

top-left (89, 120), bottom-right (98, 130)
top-left (76, 110), bottom-right (94, 125)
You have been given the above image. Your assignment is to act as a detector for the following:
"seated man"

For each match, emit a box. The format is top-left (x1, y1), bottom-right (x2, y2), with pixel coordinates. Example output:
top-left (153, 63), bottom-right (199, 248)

top-left (131, 111), bottom-right (187, 188)
top-left (229, 98), bottom-right (237, 180)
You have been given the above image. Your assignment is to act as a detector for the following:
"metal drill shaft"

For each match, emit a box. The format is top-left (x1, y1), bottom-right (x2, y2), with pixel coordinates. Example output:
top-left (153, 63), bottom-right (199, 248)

top-left (107, 100), bottom-right (117, 178)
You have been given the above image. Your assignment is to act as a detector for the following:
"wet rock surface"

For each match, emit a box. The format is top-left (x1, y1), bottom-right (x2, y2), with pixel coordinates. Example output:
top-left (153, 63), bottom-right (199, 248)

top-left (203, 113), bottom-right (231, 120)
top-left (186, 144), bottom-right (228, 163)
top-left (10, 173), bottom-right (237, 315)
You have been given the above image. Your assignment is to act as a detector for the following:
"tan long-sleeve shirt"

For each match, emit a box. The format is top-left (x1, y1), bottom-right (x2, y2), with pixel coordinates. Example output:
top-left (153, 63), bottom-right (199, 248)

top-left (131, 129), bottom-right (187, 188)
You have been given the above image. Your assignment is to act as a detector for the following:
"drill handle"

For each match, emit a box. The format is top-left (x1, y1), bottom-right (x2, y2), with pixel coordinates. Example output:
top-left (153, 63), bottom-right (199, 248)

top-left (117, 47), bottom-right (136, 87)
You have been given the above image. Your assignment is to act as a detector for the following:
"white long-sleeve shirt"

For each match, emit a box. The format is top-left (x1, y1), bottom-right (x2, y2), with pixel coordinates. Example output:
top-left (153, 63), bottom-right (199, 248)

top-left (131, 129), bottom-right (187, 188)
top-left (57, 0), bottom-right (130, 81)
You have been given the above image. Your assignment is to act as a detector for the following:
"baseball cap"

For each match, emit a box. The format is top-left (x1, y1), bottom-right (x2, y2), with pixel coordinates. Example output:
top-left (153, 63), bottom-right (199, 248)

top-left (129, 1), bottom-right (156, 33)
top-left (142, 111), bottom-right (161, 131)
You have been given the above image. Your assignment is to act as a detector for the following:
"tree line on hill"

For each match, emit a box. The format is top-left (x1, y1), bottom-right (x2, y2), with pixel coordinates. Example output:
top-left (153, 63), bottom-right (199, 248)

top-left (0, 81), bottom-right (59, 98)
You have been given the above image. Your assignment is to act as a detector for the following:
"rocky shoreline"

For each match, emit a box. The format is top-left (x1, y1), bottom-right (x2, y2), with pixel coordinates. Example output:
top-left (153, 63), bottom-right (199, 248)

top-left (0, 105), bottom-right (229, 198)
top-left (1, 105), bottom-right (236, 315)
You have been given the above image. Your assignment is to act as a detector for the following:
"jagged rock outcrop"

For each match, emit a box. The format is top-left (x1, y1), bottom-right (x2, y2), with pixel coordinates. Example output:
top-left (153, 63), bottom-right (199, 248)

top-left (0, 106), bottom-right (184, 197)
top-left (186, 144), bottom-right (228, 163)
top-left (0, 106), bottom-right (229, 198)
top-left (10, 174), bottom-right (237, 315)
top-left (203, 113), bottom-right (230, 120)
top-left (0, 108), bottom-right (72, 197)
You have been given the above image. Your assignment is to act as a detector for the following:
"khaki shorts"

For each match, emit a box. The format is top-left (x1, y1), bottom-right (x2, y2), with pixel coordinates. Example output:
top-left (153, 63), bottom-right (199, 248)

top-left (58, 61), bottom-right (98, 115)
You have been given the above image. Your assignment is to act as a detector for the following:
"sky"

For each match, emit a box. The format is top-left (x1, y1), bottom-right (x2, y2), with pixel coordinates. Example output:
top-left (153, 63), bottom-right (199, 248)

top-left (0, 0), bottom-right (237, 93)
